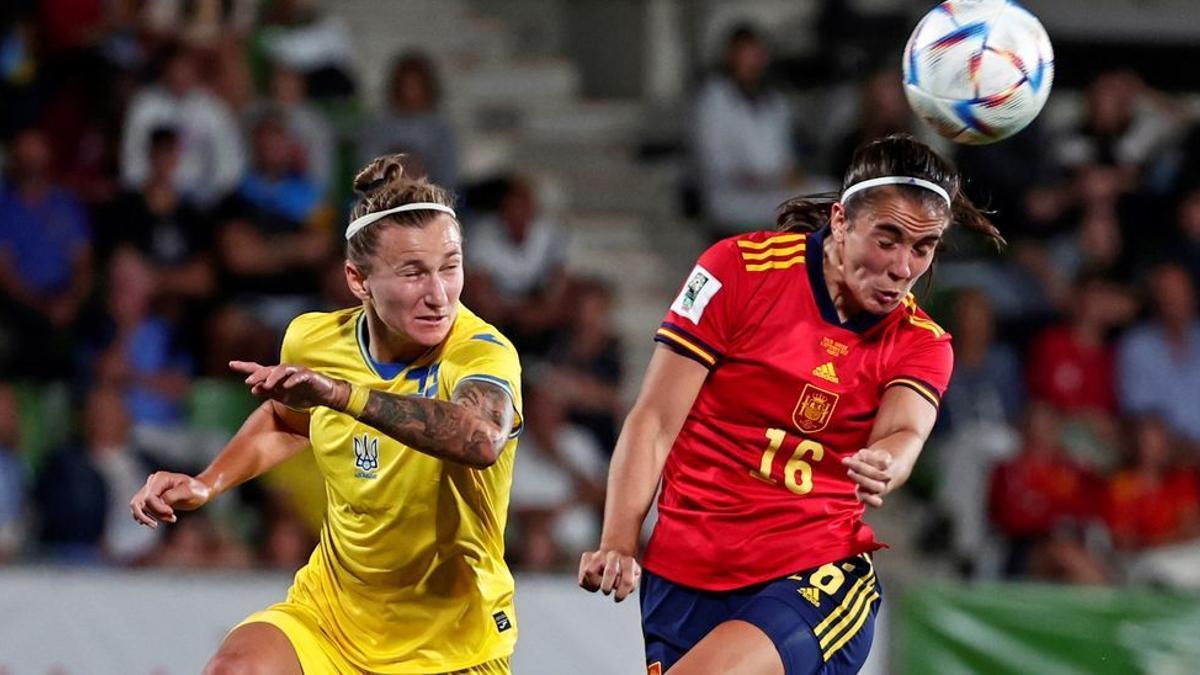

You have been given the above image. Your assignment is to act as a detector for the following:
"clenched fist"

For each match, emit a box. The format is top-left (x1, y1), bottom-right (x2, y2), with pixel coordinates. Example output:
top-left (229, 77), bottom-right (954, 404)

top-left (579, 548), bottom-right (642, 602)
top-left (129, 471), bottom-right (212, 528)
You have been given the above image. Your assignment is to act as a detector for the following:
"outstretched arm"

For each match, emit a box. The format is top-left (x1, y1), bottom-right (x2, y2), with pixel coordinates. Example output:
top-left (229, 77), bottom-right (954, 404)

top-left (231, 361), bottom-right (515, 469)
top-left (130, 400), bottom-right (310, 527)
top-left (579, 346), bottom-right (709, 602)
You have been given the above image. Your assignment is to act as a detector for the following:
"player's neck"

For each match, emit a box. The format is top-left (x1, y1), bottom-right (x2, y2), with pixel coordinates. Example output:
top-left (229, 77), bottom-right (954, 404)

top-left (364, 307), bottom-right (429, 364)
top-left (821, 236), bottom-right (862, 322)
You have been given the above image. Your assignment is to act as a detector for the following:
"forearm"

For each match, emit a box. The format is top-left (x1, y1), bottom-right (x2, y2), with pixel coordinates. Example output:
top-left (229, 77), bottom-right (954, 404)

top-left (868, 429), bottom-right (926, 492)
top-left (598, 409), bottom-right (672, 554)
top-left (196, 402), bottom-right (309, 497)
top-left (352, 389), bottom-right (505, 469)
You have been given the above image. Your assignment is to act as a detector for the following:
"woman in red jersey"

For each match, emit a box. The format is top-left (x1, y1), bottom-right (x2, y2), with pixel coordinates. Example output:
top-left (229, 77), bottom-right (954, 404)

top-left (579, 135), bottom-right (1002, 675)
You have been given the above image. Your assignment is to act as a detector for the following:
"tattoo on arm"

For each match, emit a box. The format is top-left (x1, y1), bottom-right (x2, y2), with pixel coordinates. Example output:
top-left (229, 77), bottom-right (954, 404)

top-left (451, 379), bottom-right (516, 433)
top-left (355, 380), bottom-right (515, 468)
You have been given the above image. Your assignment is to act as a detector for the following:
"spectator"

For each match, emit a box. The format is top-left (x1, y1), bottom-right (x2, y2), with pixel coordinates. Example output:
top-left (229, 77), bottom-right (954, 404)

top-left (691, 24), bottom-right (800, 235)
top-left (933, 288), bottom-right (1025, 569)
top-left (465, 175), bottom-right (569, 355)
top-left (0, 384), bottom-right (27, 560)
top-left (1026, 273), bottom-right (1129, 416)
top-left (1044, 164), bottom-right (1140, 286)
top-left (120, 43), bottom-right (246, 206)
top-left (543, 279), bottom-right (624, 449)
top-left (256, 0), bottom-right (357, 99)
top-left (81, 386), bottom-right (160, 564)
top-left (829, 68), bottom-right (914, 178)
top-left (509, 383), bottom-right (606, 571)
top-left (0, 127), bottom-right (92, 378)
top-left (83, 248), bottom-right (193, 466)
top-left (1169, 185), bottom-right (1200, 290)
top-left (211, 111), bottom-right (332, 347)
top-left (957, 117), bottom-right (1062, 240)
top-left (1056, 70), bottom-right (1184, 177)
top-left (208, 37), bottom-right (257, 118)
top-left (358, 52), bottom-right (458, 189)
top-left (34, 398), bottom-right (112, 564)
top-left (988, 403), bottom-right (1107, 583)
top-left (235, 112), bottom-right (330, 231)
top-left (98, 127), bottom-right (214, 302)
top-left (1106, 417), bottom-right (1200, 552)
top-left (940, 288), bottom-right (1023, 431)
top-left (1117, 264), bottom-right (1200, 446)
top-left (246, 65), bottom-right (335, 196)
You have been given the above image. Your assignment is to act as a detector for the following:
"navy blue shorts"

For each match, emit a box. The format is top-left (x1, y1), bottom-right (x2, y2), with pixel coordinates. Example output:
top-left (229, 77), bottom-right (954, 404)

top-left (640, 554), bottom-right (880, 675)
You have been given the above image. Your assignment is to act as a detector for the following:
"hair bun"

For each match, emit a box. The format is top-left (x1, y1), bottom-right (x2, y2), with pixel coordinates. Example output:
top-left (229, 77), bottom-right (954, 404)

top-left (353, 154), bottom-right (408, 197)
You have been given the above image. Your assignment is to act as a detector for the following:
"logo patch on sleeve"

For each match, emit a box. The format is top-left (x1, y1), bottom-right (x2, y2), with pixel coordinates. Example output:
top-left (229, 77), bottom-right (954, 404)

top-left (671, 264), bottom-right (723, 325)
top-left (492, 610), bottom-right (512, 633)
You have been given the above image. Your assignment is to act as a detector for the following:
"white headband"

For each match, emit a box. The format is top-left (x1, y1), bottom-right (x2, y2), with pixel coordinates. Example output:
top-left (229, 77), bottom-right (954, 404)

top-left (345, 202), bottom-right (458, 240)
top-left (841, 176), bottom-right (951, 209)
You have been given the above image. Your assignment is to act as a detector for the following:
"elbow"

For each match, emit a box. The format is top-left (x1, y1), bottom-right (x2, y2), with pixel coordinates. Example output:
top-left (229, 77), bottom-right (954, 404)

top-left (461, 423), bottom-right (506, 469)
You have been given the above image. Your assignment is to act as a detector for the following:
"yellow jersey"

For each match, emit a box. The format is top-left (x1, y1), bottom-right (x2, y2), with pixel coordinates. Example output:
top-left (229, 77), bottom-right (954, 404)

top-left (278, 304), bottom-right (522, 673)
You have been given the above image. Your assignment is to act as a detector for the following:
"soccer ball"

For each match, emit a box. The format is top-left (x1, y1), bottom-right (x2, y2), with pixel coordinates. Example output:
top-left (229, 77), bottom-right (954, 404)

top-left (902, 0), bottom-right (1054, 144)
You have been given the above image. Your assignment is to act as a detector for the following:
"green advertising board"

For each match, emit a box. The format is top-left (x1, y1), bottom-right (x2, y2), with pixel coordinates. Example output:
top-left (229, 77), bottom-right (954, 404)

top-left (901, 583), bottom-right (1200, 674)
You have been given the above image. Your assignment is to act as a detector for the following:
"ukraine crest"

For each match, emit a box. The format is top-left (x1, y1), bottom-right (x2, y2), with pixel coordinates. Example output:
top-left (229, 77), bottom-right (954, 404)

top-left (792, 383), bottom-right (839, 434)
top-left (353, 433), bottom-right (380, 478)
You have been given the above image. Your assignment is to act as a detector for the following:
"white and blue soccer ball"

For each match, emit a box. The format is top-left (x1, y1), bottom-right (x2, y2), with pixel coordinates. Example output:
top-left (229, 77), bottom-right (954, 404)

top-left (902, 0), bottom-right (1054, 144)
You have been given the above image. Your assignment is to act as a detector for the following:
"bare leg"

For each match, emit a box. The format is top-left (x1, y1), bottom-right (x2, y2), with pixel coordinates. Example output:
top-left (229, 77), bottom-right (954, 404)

top-left (203, 622), bottom-right (303, 675)
top-left (668, 620), bottom-right (784, 675)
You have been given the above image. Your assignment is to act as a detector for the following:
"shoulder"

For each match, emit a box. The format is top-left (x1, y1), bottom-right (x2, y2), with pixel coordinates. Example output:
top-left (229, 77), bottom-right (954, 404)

top-left (444, 306), bottom-right (520, 362)
top-left (894, 294), bottom-right (952, 346)
top-left (283, 308), bottom-right (359, 350)
top-left (700, 230), bottom-right (808, 271)
top-left (681, 231), bottom-right (811, 306)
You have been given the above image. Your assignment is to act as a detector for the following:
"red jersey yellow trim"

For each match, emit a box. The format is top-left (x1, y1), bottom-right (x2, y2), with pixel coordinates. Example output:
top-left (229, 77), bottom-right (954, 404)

top-left (885, 377), bottom-right (941, 408)
top-left (655, 327), bottom-right (718, 367)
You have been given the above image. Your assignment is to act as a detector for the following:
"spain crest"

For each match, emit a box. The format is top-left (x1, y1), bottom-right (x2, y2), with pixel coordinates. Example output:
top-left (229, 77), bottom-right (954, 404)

top-left (792, 383), bottom-right (839, 434)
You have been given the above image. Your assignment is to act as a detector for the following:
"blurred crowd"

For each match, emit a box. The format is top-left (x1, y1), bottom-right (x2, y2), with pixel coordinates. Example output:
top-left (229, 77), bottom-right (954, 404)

top-left (3, 2), bottom-right (1200, 592)
top-left (0, 1), bottom-right (617, 573)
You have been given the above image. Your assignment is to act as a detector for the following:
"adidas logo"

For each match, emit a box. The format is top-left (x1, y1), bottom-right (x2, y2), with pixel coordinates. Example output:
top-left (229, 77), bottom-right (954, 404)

top-left (812, 362), bottom-right (839, 384)
top-left (798, 586), bottom-right (821, 607)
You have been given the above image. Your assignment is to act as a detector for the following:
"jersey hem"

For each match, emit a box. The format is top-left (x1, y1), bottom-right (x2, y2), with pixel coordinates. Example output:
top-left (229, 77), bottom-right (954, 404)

top-left (642, 542), bottom-right (884, 592)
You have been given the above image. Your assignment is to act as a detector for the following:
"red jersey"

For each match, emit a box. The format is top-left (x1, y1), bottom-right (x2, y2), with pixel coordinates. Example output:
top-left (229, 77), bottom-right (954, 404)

top-left (1107, 469), bottom-right (1200, 550)
top-left (643, 228), bottom-right (953, 590)
top-left (1025, 326), bottom-right (1117, 414)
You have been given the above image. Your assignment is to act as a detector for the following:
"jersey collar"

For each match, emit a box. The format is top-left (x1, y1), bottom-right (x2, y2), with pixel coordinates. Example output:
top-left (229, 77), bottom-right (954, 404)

top-left (355, 311), bottom-right (442, 380)
top-left (805, 226), bottom-right (889, 334)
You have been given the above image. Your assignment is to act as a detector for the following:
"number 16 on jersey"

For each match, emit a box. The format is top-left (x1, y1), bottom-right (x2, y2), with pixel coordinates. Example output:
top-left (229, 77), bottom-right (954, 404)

top-left (751, 428), bottom-right (825, 495)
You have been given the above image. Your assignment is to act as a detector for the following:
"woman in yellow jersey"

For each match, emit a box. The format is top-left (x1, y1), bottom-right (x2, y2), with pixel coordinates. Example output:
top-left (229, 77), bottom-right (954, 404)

top-left (130, 155), bottom-right (523, 675)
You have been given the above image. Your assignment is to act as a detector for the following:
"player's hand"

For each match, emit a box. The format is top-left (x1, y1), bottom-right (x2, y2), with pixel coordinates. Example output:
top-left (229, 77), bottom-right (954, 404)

top-left (843, 448), bottom-right (895, 508)
top-left (129, 471), bottom-right (212, 528)
top-left (230, 361), bottom-right (348, 412)
top-left (578, 548), bottom-right (641, 602)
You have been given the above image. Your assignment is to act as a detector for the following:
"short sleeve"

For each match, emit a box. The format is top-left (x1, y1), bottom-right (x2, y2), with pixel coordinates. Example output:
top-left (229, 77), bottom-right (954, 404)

top-left (443, 334), bottom-right (524, 438)
top-left (654, 240), bottom-right (741, 369)
top-left (882, 332), bottom-right (954, 410)
top-left (279, 314), bottom-right (318, 412)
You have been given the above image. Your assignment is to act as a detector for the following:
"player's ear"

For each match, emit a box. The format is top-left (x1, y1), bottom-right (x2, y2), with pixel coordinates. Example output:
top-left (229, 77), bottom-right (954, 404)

top-left (346, 260), bottom-right (370, 301)
top-left (830, 202), bottom-right (849, 242)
